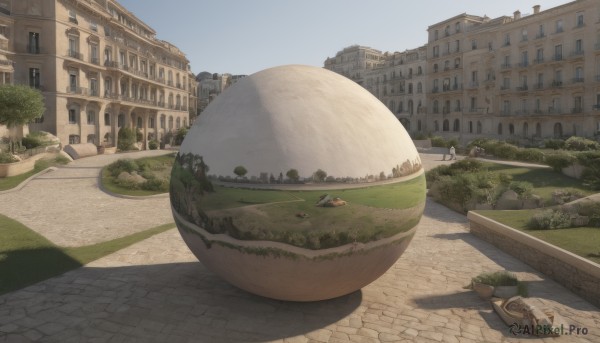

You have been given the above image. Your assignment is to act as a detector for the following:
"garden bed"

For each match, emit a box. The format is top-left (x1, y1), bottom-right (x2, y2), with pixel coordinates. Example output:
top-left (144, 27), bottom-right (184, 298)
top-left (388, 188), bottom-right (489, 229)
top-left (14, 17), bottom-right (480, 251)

top-left (100, 153), bottom-right (176, 196)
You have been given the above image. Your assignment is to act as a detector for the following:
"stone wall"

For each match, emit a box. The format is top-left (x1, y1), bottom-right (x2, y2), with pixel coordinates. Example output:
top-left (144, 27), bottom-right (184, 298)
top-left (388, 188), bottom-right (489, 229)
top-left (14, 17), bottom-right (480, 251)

top-left (468, 212), bottom-right (600, 308)
top-left (0, 152), bottom-right (53, 177)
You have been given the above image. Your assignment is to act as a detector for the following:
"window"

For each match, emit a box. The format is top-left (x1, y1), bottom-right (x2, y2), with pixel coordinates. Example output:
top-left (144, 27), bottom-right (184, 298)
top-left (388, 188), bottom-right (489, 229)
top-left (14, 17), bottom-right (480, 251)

top-left (445, 25), bottom-right (450, 36)
top-left (521, 99), bottom-right (528, 113)
top-left (90, 78), bottom-right (98, 96)
top-left (104, 78), bottom-right (112, 96)
top-left (498, 123), bottom-right (503, 135)
top-left (573, 96), bottom-right (583, 113)
top-left (453, 119), bottom-right (460, 132)
top-left (90, 21), bottom-right (97, 32)
top-left (504, 33), bottom-right (510, 46)
top-left (68, 37), bottom-right (79, 58)
top-left (90, 44), bottom-right (98, 64)
top-left (477, 121), bottom-right (482, 134)
top-left (554, 45), bottom-right (562, 60)
top-left (104, 112), bottom-right (110, 126)
top-left (68, 10), bottom-right (78, 24)
top-left (470, 97), bottom-right (477, 111)
top-left (503, 100), bottom-right (511, 114)
top-left (137, 117), bottom-right (142, 128)
top-left (69, 135), bottom-right (80, 144)
top-left (536, 48), bottom-right (543, 63)
top-left (87, 134), bottom-right (95, 144)
top-left (576, 12), bottom-right (584, 27)
top-left (69, 109), bottom-right (77, 124)
top-left (69, 70), bottom-right (77, 91)
top-left (538, 24), bottom-right (545, 38)
top-left (28, 32), bottom-right (39, 54)
top-left (455, 40), bottom-right (460, 52)
top-left (118, 114), bottom-right (124, 127)
top-left (575, 67), bottom-right (583, 82)
top-left (104, 25), bottom-right (111, 37)
top-left (556, 19), bottom-right (563, 33)
top-left (471, 40), bottom-right (477, 50)
top-left (469, 121), bottom-right (473, 134)
top-left (523, 122), bottom-right (529, 137)
top-left (29, 68), bottom-right (40, 88)
top-left (176, 117), bottom-right (181, 129)
top-left (443, 119), bottom-right (449, 131)
top-left (119, 50), bottom-right (126, 66)
top-left (87, 110), bottom-right (95, 125)
top-left (509, 124), bottom-right (515, 135)
top-left (455, 22), bottom-right (460, 33)
top-left (160, 115), bottom-right (165, 129)
top-left (575, 39), bottom-right (583, 54)
top-left (535, 98), bottom-right (542, 112)
top-left (433, 46), bottom-right (439, 58)
top-left (149, 117), bottom-right (155, 129)
top-left (521, 29), bottom-right (528, 41)
top-left (417, 82), bottom-right (422, 93)
top-left (434, 30), bottom-right (438, 40)
top-left (537, 73), bottom-right (544, 89)
top-left (521, 51), bottom-right (528, 67)
top-left (433, 100), bottom-right (439, 113)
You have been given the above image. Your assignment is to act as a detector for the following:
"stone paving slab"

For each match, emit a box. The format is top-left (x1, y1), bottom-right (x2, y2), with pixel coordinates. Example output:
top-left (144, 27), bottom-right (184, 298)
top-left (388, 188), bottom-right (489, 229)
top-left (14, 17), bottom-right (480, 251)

top-left (0, 150), bottom-right (175, 247)
top-left (1, 198), bottom-right (599, 342)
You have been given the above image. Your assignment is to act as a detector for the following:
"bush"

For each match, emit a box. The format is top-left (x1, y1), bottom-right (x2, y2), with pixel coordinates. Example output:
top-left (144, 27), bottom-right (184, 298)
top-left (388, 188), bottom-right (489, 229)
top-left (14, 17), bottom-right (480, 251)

top-left (117, 128), bottom-right (137, 151)
top-left (564, 136), bottom-right (600, 151)
top-left (508, 181), bottom-right (533, 199)
top-left (21, 134), bottom-right (45, 149)
top-left (141, 178), bottom-right (168, 191)
top-left (545, 152), bottom-right (576, 172)
top-left (430, 136), bottom-right (446, 147)
top-left (148, 140), bottom-right (159, 150)
top-left (136, 129), bottom-right (143, 142)
top-left (107, 159), bottom-right (139, 177)
top-left (0, 152), bottom-right (18, 163)
top-left (472, 271), bottom-right (518, 286)
top-left (494, 143), bottom-right (519, 160)
top-left (577, 201), bottom-right (600, 227)
top-left (175, 127), bottom-right (188, 145)
top-left (544, 139), bottom-right (565, 150)
top-left (449, 159), bottom-right (484, 173)
top-left (528, 209), bottom-right (572, 230)
top-left (515, 149), bottom-right (545, 163)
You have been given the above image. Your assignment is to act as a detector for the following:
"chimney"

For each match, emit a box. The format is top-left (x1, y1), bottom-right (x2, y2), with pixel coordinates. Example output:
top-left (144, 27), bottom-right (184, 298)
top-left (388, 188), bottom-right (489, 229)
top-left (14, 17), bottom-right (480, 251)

top-left (514, 10), bottom-right (521, 20)
top-left (533, 5), bottom-right (540, 14)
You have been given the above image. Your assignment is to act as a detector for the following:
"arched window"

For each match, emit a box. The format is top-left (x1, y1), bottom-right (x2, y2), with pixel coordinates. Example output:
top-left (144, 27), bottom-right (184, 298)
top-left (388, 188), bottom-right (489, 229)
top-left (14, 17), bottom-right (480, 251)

top-left (87, 134), bottom-right (96, 144)
top-left (443, 119), bottom-right (450, 131)
top-left (118, 113), bottom-right (124, 127)
top-left (168, 116), bottom-right (173, 129)
top-left (389, 100), bottom-right (395, 112)
top-left (477, 121), bottom-right (482, 134)
top-left (137, 116), bottom-right (142, 128)
top-left (433, 64), bottom-right (438, 73)
top-left (434, 120), bottom-right (439, 132)
top-left (408, 100), bottom-right (414, 114)
top-left (433, 100), bottom-right (439, 113)
top-left (453, 119), bottom-right (460, 132)
top-left (408, 83), bottom-right (413, 94)
top-left (523, 122), bottom-right (529, 137)
top-left (417, 66), bottom-right (423, 75)
top-left (417, 120), bottom-right (422, 131)
top-left (536, 122), bottom-right (541, 137)
top-left (498, 123), bottom-right (503, 135)
top-left (509, 123), bottom-right (515, 135)
top-left (554, 122), bottom-right (563, 137)
top-left (417, 82), bottom-right (422, 93)
top-left (469, 121), bottom-right (473, 133)
top-left (398, 101), bottom-right (403, 113)
top-left (176, 117), bottom-right (181, 129)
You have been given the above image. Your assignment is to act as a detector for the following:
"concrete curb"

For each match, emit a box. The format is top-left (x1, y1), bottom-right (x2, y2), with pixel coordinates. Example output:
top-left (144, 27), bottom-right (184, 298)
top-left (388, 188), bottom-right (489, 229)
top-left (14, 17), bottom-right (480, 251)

top-left (0, 167), bottom-right (58, 194)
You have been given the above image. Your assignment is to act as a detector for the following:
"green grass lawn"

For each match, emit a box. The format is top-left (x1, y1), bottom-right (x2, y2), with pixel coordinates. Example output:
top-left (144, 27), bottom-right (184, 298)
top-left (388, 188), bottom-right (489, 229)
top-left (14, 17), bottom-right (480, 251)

top-left (475, 210), bottom-right (600, 264)
top-left (101, 153), bottom-right (176, 196)
top-left (0, 214), bottom-right (175, 295)
top-left (0, 156), bottom-right (69, 191)
top-left (486, 163), bottom-right (593, 201)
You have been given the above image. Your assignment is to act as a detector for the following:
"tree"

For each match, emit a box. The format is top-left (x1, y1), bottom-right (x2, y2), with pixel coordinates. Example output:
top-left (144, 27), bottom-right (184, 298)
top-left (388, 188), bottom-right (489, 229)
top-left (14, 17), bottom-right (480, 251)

top-left (117, 127), bottom-right (137, 151)
top-left (286, 168), bottom-right (299, 182)
top-left (233, 165), bottom-right (247, 178)
top-left (0, 85), bottom-right (45, 153)
top-left (314, 169), bottom-right (327, 182)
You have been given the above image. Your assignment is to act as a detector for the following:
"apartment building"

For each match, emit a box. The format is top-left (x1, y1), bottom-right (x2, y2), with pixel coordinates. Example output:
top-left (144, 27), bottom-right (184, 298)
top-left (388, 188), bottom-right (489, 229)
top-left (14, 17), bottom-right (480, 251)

top-left (324, 45), bottom-right (386, 85)
top-left (362, 47), bottom-right (427, 131)
top-left (1, 0), bottom-right (198, 147)
top-left (326, 0), bottom-right (600, 143)
top-left (196, 72), bottom-right (246, 113)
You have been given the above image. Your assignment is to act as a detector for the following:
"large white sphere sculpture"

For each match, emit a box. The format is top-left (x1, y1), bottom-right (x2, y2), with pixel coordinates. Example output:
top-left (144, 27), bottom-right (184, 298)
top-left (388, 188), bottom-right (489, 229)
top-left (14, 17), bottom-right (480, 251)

top-left (170, 65), bottom-right (425, 301)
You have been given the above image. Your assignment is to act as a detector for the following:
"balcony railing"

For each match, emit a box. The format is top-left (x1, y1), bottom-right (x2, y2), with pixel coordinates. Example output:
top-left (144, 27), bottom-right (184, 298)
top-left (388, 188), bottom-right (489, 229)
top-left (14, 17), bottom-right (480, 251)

top-left (518, 62), bottom-right (529, 68)
top-left (67, 49), bottom-right (82, 60)
top-left (535, 32), bottom-right (546, 39)
top-left (27, 45), bottom-right (40, 54)
top-left (553, 54), bottom-right (563, 61)
top-left (548, 107), bottom-right (561, 114)
top-left (501, 63), bottom-right (511, 69)
top-left (517, 85), bottom-right (528, 91)
top-left (534, 58), bottom-right (544, 64)
top-left (593, 104), bottom-right (600, 110)
top-left (571, 107), bottom-right (583, 114)
top-left (66, 86), bottom-right (88, 95)
top-left (431, 87), bottom-right (439, 93)
top-left (572, 77), bottom-right (584, 83)
top-left (534, 83), bottom-right (544, 90)
top-left (0, 59), bottom-right (13, 66)
top-left (90, 57), bottom-right (99, 65)
top-left (551, 80), bottom-right (563, 88)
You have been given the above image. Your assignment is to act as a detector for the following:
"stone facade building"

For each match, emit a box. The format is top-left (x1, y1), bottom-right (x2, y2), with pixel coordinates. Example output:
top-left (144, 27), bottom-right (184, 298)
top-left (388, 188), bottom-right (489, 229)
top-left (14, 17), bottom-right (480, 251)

top-left (0, 0), bottom-right (198, 148)
top-left (196, 72), bottom-right (246, 113)
top-left (326, 0), bottom-right (600, 143)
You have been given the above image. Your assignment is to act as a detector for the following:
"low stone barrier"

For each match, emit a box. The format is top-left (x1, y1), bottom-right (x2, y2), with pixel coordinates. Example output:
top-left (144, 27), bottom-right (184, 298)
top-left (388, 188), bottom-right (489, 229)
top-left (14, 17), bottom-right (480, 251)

top-left (468, 211), bottom-right (600, 308)
top-left (0, 152), bottom-right (54, 177)
top-left (63, 143), bottom-right (98, 160)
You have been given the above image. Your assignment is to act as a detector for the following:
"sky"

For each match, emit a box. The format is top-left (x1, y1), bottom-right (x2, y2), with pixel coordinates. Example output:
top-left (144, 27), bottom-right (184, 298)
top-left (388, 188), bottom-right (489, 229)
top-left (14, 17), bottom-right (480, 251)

top-left (118, 0), bottom-right (569, 76)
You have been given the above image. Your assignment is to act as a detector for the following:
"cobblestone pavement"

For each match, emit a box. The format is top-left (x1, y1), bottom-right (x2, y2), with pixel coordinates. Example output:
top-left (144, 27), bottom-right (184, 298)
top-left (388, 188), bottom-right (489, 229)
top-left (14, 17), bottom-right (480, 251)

top-left (0, 150), bottom-right (174, 247)
top-left (0, 151), bottom-right (599, 342)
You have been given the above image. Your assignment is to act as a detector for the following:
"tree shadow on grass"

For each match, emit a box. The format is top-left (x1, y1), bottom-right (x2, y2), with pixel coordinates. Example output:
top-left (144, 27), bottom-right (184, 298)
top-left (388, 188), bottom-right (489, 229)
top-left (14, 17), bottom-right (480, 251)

top-left (0, 247), bottom-right (82, 295)
top-left (0, 261), bottom-right (362, 342)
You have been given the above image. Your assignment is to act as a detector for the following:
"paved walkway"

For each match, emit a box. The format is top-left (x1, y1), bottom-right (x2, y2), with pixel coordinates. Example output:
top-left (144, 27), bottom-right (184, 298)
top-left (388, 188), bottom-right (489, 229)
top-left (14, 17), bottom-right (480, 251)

top-left (0, 151), bottom-right (599, 342)
top-left (0, 150), bottom-right (174, 247)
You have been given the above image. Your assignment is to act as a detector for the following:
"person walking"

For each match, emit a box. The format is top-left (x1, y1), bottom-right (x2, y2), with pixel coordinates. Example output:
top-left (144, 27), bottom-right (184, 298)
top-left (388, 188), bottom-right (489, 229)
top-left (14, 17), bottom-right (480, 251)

top-left (449, 146), bottom-right (456, 160)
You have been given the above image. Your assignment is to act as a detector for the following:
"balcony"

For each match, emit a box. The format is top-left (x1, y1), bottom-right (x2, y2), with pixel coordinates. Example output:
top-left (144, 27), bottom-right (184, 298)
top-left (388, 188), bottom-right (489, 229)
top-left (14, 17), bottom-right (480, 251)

top-left (534, 58), bottom-right (544, 64)
top-left (571, 107), bottom-right (583, 114)
top-left (570, 50), bottom-right (584, 59)
top-left (442, 108), bottom-right (450, 115)
top-left (517, 62), bottom-right (529, 68)
top-left (431, 87), bottom-right (439, 94)
top-left (550, 80), bottom-right (563, 88)
top-left (27, 45), bottom-right (40, 54)
top-left (593, 104), bottom-right (600, 110)
top-left (467, 82), bottom-right (479, 89)
top-left (90, 57), bottom-right (100, 65)
top-left (90, 88), bottom-right (99, 97)
top-left (516, 85), bottom-right (528, 92)
top-left (501, 63), bottom-right (511, 69)
top-left (572, 77), bottom-right (584, 83)
top-left (547, 107), bottom-right (561, 114)
top-left (500, 85), bottom-right (511, 91)
top-left (514, 110), bottom-right (529, 116)
top-left (0, 60), bottom-right (13, 66)
top-left (535, 32), bottom-right (546, 39)
top-left (534, 83), bottom-right (544, 90)
top-left (66, 49), bottom-right (82, 60)
top-left (500, 110), bottom-right (511, 116)
top-left (533, 109), bottom-right (544, 115)
top-left (553, 54), bottom-right (563, 61)
top-left (167, 80), bottom-right (174, 87)
top-left (66, 86), bottom-right (88, 95)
